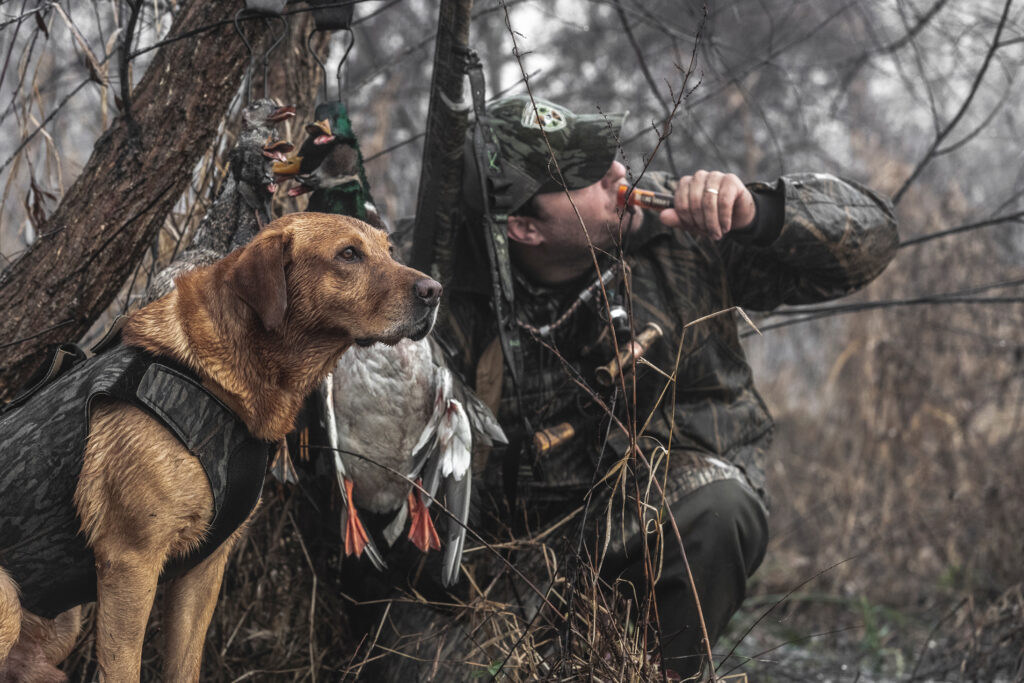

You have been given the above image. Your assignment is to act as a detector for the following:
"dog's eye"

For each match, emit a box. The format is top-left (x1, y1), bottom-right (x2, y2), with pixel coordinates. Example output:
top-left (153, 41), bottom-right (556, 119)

top-left (337, 247), bottom-right (361, 262)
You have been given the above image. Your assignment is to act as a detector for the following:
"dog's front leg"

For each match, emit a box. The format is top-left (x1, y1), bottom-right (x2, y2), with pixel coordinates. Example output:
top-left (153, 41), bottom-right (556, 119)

top-left (160, 538), bottom-right (236, 683)
top-left (0, 568), bottom-right (21, 662)
top-left (93, 550), bottom-right (162, 682)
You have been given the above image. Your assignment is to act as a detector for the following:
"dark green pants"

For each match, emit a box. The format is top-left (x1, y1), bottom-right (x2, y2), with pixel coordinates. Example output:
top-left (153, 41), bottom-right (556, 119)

top-left (602, 479), bottom-right (769, 678)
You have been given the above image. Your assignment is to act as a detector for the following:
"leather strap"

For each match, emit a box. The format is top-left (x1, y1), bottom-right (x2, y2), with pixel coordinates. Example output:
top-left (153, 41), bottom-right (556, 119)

top-left (466, 54), bottom-right (536, 509)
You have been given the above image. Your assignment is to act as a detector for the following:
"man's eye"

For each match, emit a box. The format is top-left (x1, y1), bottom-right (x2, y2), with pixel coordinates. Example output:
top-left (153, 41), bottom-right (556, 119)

top-left (338, 247), bottom-right (360, 262)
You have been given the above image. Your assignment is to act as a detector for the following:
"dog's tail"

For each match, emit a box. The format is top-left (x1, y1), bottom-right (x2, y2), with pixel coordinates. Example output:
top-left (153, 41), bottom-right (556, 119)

top-left (0, 568), bottom-right (21, 662)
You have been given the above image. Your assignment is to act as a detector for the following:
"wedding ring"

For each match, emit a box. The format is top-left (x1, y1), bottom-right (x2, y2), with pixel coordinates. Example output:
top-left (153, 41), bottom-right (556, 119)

top-left (704, 188), bottom-right (720, 195)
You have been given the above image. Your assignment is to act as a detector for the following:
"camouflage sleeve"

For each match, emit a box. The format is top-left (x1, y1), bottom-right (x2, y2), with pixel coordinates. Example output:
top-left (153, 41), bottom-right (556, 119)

top-left (720, 173), bottom-right (898, 309)
top-left (642, 171), bottom-right (899, 310)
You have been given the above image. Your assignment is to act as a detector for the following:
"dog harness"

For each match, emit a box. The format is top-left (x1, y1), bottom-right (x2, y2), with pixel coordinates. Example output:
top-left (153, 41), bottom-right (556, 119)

top-left (0, 344), bottom-right (272, 619)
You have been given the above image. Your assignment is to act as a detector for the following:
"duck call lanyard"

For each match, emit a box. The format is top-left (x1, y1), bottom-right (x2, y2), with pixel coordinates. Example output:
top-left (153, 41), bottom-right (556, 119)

top-left (466, 54), bottom-right (535, 508)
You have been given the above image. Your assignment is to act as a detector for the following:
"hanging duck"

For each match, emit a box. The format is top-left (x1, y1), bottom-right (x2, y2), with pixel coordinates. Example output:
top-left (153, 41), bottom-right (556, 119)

top-left (146, 98), bottom-right (294, 303)
top-left (330, 337), bottom-right (505, 587)
top-left (280, 101), bottom-right (382, 227)
top-left (146, 7), bottom-right (295, 302)
top-left (280, 13), bottom-right (502, 586)
top-left (272, 23), bottom-right (378, 225)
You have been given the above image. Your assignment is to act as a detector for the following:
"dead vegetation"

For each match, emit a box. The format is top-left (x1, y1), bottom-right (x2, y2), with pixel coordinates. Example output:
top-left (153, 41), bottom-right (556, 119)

top-left (737, 172), bottom-right (1024, 681)
top-left (1, 1), bottom-right (1022, 681)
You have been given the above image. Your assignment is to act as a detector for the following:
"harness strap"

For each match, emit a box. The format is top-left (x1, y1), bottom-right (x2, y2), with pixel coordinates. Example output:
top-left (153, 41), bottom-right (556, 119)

top-left (3, 343), bottom-right (87, 414)
top-left (99, 348), bottom-right (272, 580)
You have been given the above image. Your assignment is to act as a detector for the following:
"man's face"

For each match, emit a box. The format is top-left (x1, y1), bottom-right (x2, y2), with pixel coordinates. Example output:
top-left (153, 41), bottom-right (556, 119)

top-left (529, 160), bottom-right (640, 255)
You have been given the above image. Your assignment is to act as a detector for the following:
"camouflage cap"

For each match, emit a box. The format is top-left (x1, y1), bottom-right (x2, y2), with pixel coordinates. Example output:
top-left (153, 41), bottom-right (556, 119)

top-left (475, 95), bottom-right (626, 215)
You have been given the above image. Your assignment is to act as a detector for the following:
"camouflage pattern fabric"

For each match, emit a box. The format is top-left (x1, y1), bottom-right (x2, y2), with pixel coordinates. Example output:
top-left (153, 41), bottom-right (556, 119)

top-left (480, 96), bottom-right (626, 214)
top-left (439, 171), bottom-right (898, 539)
top-left (0, 345), bottom-right (271, 618)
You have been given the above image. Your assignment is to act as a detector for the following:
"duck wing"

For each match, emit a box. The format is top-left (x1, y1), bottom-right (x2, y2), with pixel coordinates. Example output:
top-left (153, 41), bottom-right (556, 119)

top-left (437, 396), bottom-right (473, 587)
top-left (427, 338), bottom-right (507, 448)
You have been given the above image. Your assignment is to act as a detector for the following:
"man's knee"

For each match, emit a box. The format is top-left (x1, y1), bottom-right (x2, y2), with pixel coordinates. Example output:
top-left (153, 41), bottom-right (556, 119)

top-left (629, 480), bottom-right (769, 676)
top-left (670, 478), bottom-right (769, 579)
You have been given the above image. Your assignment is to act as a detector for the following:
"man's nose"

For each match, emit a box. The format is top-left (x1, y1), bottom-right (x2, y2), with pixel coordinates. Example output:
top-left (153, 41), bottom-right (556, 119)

top-left (601, 160), bottom-right (626, 189)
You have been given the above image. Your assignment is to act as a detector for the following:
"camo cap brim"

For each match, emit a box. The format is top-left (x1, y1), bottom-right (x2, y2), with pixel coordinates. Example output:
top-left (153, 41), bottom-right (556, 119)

top-left (482, 96), bottom-right (626, 214)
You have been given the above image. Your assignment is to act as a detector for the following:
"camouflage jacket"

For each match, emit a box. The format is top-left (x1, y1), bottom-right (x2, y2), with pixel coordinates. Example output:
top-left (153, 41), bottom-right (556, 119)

top-left (438, 172), bottom-right (898, 525)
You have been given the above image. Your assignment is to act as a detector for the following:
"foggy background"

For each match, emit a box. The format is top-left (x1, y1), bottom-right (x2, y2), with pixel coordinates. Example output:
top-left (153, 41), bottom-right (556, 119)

top-left (1, 0), bottom-right (1022, 679)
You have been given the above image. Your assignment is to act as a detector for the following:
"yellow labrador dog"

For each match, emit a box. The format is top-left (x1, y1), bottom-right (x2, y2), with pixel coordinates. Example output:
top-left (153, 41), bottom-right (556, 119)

top-left (0, 213), bottom-right (440, 681)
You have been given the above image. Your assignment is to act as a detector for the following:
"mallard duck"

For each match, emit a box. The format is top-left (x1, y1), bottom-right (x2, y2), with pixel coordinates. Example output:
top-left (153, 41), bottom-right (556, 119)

top-left (271, 118), bottom-right (337, 177)
top-left (327, 337), bottom-right (505, 586)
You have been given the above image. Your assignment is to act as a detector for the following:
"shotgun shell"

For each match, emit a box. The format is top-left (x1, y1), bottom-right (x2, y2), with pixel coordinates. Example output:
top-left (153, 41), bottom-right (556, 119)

top-left (533, 422), bottom-right (576, 454)
top-left (617, 184), bottom-right (675, 211)
top-left (595, 322), bottom-right (665, 387)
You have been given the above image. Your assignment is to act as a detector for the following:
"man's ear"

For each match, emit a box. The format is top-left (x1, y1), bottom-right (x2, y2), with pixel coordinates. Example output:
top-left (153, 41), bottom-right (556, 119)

top-left (226, 231), bottom-right (289, 332)
top-left (507, 215), bottom-right (545, 246)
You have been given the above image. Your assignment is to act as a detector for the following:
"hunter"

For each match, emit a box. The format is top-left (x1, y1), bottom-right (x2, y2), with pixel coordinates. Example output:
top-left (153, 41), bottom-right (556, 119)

top-left (433, 94), bottom-right (899, 678)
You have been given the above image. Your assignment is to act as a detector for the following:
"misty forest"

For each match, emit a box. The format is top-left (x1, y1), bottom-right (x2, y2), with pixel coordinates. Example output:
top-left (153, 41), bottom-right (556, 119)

top-left (0, 0), bottom-right (1022, 681)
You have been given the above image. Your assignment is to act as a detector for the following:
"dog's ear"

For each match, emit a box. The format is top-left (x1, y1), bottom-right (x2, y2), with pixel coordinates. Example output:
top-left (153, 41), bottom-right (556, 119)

top-left (226, 233), bottom-right (288, 332)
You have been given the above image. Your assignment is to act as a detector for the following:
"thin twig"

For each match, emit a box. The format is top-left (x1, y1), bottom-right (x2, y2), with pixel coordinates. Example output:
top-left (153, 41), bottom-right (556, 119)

top-left (119, 0), bottom-right (143, 125)
top-left (717, 555), bottom-right (862, 676)
top-left (892, 0), bottom-right (1015, 204)
top-left (899, 210), bottom-right (1024, 248)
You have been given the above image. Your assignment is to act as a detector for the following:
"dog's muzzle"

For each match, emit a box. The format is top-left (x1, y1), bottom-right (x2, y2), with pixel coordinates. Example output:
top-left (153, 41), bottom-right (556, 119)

top-left (354, 277), bottom-right (442, 347)
top-left (408, 277), bottom-right (441, 341)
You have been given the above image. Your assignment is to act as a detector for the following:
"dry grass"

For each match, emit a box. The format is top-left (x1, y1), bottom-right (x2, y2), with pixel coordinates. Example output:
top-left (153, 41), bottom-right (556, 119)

top-left (60, 476), bottom-right (687, 682)
top-left (733, 175), bottom-right (1024, 680)
top-left (56, 171), bottom-right (1023, 682)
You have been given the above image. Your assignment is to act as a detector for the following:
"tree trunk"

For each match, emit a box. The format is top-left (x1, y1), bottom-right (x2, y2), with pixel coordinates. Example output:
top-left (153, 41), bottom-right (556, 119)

top-left (0, 1), bottom-right (270, 402)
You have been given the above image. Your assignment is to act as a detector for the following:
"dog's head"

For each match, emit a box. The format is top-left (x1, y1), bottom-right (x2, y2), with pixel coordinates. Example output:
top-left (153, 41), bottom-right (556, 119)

top-left (224, 212), bottom-right (441, 347)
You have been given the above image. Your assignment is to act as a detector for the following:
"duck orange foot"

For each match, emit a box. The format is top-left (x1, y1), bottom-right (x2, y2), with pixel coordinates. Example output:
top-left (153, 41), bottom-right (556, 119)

top-left (407, 479), bottom-right (441, 552)
top-left (343, 478), bottom-right (371, 557)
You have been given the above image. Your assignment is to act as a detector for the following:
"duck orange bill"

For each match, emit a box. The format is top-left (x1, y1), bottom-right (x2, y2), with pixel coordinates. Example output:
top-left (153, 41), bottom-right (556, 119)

top-left (344, 478), bottom-right (371, 557)
top-left (617, 184), bottom-right (674, 210)
top-left (268, 104), bottom-right (296, 122)
top-left (407, 481), bottom-right (441, 553)
top-left (272, 157), bottom-right (303, 176)
top-left (262, 139), bottom-right (294, 162)
top-left (305, 119), bottom-right (335, 146)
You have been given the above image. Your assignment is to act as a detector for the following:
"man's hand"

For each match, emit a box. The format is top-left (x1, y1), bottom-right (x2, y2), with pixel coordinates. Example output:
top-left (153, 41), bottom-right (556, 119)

top-left (659, 170), bottom-right (756, 241)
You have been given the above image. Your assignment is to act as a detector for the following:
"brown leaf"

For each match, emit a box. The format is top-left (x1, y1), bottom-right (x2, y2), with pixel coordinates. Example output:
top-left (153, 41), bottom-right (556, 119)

top-left (25, 178), bottom-right (50, 232)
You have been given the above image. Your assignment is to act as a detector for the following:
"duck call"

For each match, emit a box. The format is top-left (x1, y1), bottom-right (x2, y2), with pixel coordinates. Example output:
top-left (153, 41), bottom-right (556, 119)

top-left (617, 184), bottom-right (674, 211)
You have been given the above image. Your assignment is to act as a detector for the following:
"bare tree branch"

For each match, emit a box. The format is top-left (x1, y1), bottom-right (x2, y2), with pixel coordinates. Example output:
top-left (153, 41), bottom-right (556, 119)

top-left (611, 0), bottom-right (679, 176)
top-left (892, 0), bottom-right (1015, 204)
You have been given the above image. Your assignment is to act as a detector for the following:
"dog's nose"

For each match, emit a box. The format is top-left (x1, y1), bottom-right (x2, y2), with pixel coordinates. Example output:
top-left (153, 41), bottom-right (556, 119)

top-left (413, 278), bottom-right (442, 307)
